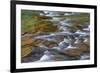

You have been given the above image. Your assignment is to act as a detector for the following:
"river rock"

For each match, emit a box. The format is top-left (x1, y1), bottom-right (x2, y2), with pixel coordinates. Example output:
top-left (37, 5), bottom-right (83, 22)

top-left (64, 48), bottom-right (82, 57)
top-left (75, 43), bottom-right (90, 52)
top-left (22, 46), bottom-right (47, 63)
top-left (21, 37), bottom-right (33, 46)
top-left (21, 46), bottom-right (32, 58)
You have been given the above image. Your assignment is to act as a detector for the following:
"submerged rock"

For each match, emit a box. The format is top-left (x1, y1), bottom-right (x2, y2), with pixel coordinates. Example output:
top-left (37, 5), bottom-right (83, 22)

top-left (21, 11), bottom-right (90, 62)
top-left (38, 50), bottom-right (55, 62)
top-left (80, 52), bottom-right (90, 60)
top-left (58, 38), bottom-right (71, 50)
top-left (22, 46), bottom-right (47, 63)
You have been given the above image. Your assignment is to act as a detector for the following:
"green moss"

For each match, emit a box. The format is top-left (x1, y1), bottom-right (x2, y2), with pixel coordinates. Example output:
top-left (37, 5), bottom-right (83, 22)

top-left (21, 10), bottom-right (89, 33)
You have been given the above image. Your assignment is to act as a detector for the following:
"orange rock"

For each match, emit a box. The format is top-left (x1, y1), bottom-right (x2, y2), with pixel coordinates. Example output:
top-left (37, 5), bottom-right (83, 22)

top-left (21, 37), bottom-right (33, 46)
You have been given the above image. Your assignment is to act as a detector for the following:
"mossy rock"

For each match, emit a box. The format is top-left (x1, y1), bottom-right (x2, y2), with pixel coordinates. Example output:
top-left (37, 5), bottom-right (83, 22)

top-left (30, 23), bottom-right (58, 34)
top-left (32, 39), bottom-right (45, 46)
top-left (43, 41), bottom-right (58, 48)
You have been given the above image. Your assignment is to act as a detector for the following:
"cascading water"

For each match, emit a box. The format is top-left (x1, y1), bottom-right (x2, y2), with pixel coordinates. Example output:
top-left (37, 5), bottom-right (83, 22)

top-left (21, 10), bottom-right (90, 63)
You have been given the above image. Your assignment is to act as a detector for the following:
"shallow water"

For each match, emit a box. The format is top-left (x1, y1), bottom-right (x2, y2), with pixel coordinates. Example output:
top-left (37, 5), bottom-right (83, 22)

top-left (21, 10), bottom-right (90, 63)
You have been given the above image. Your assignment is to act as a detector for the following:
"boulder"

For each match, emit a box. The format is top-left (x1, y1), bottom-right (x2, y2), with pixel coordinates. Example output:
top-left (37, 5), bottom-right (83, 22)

top-left (64, 48), bottom-right (82, 57)
top-left (78, 43), bottom-right (90, 52)
top-left (21, 37), bottom-right (33, 46)
top-left (21, 46), bottom-right (32, 58)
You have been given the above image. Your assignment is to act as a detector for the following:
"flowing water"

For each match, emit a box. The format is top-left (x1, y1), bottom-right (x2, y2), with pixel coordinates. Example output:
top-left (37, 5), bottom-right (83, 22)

top-left (21, 11), bottom-right (90, 63)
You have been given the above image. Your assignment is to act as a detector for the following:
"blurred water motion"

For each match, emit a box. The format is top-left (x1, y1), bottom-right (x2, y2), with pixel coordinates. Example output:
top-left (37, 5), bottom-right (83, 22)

top-left (21, 10), bottom-right (90, 63)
